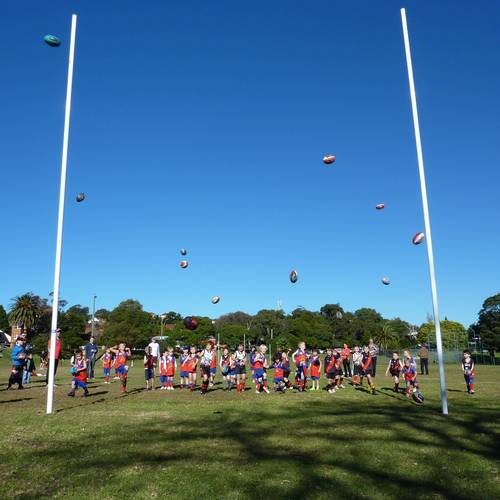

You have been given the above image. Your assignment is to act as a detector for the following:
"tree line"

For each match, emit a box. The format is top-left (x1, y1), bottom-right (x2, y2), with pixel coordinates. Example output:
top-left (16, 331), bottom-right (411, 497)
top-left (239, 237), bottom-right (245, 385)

top-left (2, 292), bottom-right (499, 354)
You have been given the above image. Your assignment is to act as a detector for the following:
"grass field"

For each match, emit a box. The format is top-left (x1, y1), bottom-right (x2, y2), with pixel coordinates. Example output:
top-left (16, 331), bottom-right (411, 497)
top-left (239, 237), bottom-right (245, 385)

top-left (0, 353), bottom-right (499, 500)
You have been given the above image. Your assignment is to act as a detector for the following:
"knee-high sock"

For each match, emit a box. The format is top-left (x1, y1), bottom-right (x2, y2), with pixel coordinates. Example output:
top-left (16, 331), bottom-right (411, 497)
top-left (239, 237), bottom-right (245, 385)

top-left (353, 375), bottom-right (358, 384)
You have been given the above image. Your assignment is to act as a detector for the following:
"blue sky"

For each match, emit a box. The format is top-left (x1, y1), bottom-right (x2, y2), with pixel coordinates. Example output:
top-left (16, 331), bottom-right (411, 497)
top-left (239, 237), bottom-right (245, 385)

top-left (1, 0), bottom-right (499, 327)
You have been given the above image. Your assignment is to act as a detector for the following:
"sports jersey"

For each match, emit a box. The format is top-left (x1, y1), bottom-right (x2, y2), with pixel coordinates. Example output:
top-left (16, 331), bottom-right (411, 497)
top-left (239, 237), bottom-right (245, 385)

top-left (200, 349), bottom-right (215, 367)
top-left (341, 347), bottom-right (351, 360)
top-left (325, 355), bottom-right (335, 373)
top-left (310, 356), bottom-right (321, 378)
top-left (361, 352), bottom-right (372, 371)
top-left (115, 351), bottom-right (128, 368)
top-left (402, 364), bottom-right (417, 381)
top-left (144, 354), bottom-right (155, 369)
top-left (253, 353), bottom-right (265, 370)
top-left (293, 349), bottom-right (306, 367)
top-left (334, 353), bottom-right (342, 371)
top-left (463, 358), bottom-right (475, 376)
top-left (180, 354), bottom-right (190, 372)
top-left (389, 358), bottom-right (402, 373)
top-left (210, 352), bottom-right (217, 369)
top-left (281, 353), bottom-right (290, 371)
top-left (235, 350), bottom-right (246, 366)
top-left (273, 361), bottom-right (284, 379)
top-left (74, 358), bottom-right (87, 383)
top-left (352, 351), bottom-right (363, 366)
top-left (102, 354), bottom-right (112, 369)
top-left (187, 354), bottom-right (198, 372)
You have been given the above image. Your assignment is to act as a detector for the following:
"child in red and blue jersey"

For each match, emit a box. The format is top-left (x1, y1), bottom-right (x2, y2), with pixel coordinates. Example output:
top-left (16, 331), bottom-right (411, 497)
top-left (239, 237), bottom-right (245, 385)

top-left (210, 346), bottom-right (217, 387)
top-left (179, 346), bottom-right (190, 389)
top-left (281, 350), bottom-right (292, 389)
top-left (254, 345), bottom-right (270, 394)
top-left (273, 353), bottom-right (285, 391)
top-left (292, 341), bottom-right (308, 392)
top-left (220, 347), bottom-right (232, 390)
top-left (110, 343), bottom-right (131, 394)
top-left (159, 349), bottom-right (169, 390)
top-left (160, 348), bottom-right (176, 390)
top-left (402, 356), bottom-right (418, 398)
top-left (309, 350), bottom-right (321, 391)
top-left (68, 350), bottom-right (89, 397)
top-left (234, 344), bottom-right (247, 393)
top-left (187, 346), bottom-right (199, 391)
top-left (102, 348), bottom-right (112, 384)
top-left (462, 350), bottom-right (475, 395)
top-left (249, 346), bottom-right (257, 386)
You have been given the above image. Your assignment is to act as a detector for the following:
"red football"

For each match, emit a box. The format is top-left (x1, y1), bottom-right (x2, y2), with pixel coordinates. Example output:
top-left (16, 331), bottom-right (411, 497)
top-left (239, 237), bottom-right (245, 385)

top-left (323, 155), bottom-right (336, 165)
top-left (375, 204), bottom-right (385, 210)
top-left (412, 232), bottom-right (425, 245)
top-left (180, 260), bottom-right (189, 269)
top-left (183, 316), bottom-right (198, 330)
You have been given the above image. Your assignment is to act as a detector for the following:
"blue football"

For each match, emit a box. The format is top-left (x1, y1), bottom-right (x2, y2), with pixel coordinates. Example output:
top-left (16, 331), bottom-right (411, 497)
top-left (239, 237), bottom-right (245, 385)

top-left (44, 35), bottom-right (61, 47)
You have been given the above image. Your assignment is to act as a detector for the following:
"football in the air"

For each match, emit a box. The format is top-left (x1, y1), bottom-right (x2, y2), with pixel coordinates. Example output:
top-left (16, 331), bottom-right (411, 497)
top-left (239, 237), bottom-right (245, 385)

top-left (211, 296), bottom-right (220, 304)
top-left (76, 193), bottom-right (85, 203)
top-left (183, 316), bottom-right (199, 330)
top-left (180, 248), bottom-right (187, 256)
top-left (412, 232), bottom-right (425, 245)
top-left (375, 204), bottom-right (385, 210)
top-left (382, 277), bottom-right (390, 285)
top-left (44, 35), bottom-right (61, 47)
top-left (323, 155), bottom-right (336, 165)
top-left (290, 270), bottom-right (298, 283)
top-left (180, 260), bottom-right (188, 269)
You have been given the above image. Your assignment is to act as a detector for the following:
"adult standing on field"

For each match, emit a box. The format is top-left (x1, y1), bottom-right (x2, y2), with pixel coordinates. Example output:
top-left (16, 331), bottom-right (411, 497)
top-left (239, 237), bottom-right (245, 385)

top-left (84, 337), bottom-right (99, 379)
top-left (419, 344), bottom-right (429, 375)
top-left (46, 329), bottom-right (62, 386)
top-left (368, 339), bottom-right (379, 377)
top-left (148, 337), bottom-right (160, 368)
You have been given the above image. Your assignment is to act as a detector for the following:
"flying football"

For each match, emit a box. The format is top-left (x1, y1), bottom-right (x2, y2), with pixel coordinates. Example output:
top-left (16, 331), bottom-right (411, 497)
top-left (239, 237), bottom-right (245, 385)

top-left (412, 232), bottom-right (425, 245)
top-left (44, 35), bottom-right (61, 47)
top-left (382, 277), bottom-right (390, 285)
top-left (180, 260), bottom-right (188, 269)
top-left (290, 270), bottom-right (298, 283)
top-left (323, 155), bottom-right (336, 165)
top-left (211, 296), bottom-right (220, 304)
top-left (76, 193), bottom-right (85, 203)
top-left (180, 248), bottom-right (187, 256)
top-left (183, 316), bottom-right (198, 330)
top-left (375, 204), bottom-right (385, 210)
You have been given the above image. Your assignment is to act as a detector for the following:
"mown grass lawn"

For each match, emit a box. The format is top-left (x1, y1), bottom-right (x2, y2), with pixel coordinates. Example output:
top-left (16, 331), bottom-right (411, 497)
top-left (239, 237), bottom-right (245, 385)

top-left (0, 353), bottom-right (499, 499)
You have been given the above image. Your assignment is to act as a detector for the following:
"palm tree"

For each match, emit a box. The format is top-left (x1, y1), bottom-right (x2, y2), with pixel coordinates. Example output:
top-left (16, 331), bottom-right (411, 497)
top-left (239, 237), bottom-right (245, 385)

top-left (8, 293), bottom-right (43, 345)
top-left (375, 323), bottom-right (398, 352)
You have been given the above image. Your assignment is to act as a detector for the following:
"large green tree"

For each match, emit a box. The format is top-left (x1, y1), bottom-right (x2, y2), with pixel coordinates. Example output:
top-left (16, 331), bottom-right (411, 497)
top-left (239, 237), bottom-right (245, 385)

top-left (100, 299), bottom-right (156, 348)
top-left (8, 293), bottom-right (44, 339)
top-left (418, 320), bottom-right (467, 350)
top-left (470, 293), bottom-right (500, 352)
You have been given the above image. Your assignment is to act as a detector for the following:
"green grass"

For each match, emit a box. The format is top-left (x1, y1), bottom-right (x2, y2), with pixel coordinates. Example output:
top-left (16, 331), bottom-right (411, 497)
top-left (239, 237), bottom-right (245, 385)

top-left (0, 353), bottom-right (499, 499)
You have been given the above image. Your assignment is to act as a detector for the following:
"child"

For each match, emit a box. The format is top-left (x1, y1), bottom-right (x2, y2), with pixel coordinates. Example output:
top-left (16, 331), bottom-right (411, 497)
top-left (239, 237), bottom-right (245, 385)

top-left (292, 341), bottom-right (308, 392)
top-left (249, 346), bottom-right (257, 385)
top-left (361, 346), bottom-right (376, 394)
top-left (281, 350), bottom-right (292, 389)
top-left (22, 353), bottom-right (36, 385)
top-left (67, 350), bottom-right (89, 397)
top-left (273, 353), bottom-right (285, 392)
top-left (144, 346), bottom-right (156, 390)
top-left (234, 344), bottom-right (247, 393)
top-left (110, 343), bottom-right (131, 394)
top-left (352, 346), bottom-right (363, 386)
top-left (333, 348), bottom-right (345, 390)
top-left (209, 346), bottom-right (218, 387)
top-left (309, 350), bottom-right (321, 391)
top-left (187, 346), bottom-right (199, 391)
top-left (7, 336), bottom-right (26, 390)
top-left (220, 347), bottom-right (232, 390)
top-left (254, 345), bottom-right (270, 394)
top-left (179, 346), bottom-right (190, 389)
top-left (160, 348), bottom-right (176, 390)
top-left (324, 349), bottom-right (336, 393)
top-left (385, 351), bottom-right (402, 393)
top-left (341, 343), bottom-right (352, 377)
top-left (199, 341), bottom-right (216, 395)
top-left (462, 350), bottom-right (475, 395)
top-left (402, 357), bottom-right (418, 398)
top-left (229, 353), bottom-right (237, 390)
top-left (102, 348), bottom-right (112, 384)
top-left (159, 349), bottom-right (169, 390)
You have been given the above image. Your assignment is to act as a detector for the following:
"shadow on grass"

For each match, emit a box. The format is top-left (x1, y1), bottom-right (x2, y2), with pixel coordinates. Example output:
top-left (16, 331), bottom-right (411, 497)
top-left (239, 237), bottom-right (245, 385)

top-left (7, 396), bottom-right (498, 500)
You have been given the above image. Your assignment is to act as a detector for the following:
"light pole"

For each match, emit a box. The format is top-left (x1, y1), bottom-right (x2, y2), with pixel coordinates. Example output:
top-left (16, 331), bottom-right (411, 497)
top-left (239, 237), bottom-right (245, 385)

top-left (91, 294), bottom-right (97, 337)
top-left (47, 14), bottom-right (78, 415)
top-left (160, 314), bottom-right (166, 337)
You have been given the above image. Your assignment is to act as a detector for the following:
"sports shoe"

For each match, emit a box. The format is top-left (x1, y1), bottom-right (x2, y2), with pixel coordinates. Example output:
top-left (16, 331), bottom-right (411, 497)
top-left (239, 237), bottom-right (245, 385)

top-left (263, 387), bottom-right (270, 394)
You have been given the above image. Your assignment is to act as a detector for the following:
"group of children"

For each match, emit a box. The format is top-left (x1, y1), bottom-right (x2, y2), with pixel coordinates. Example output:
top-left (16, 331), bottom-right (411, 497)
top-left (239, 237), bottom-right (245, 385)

top-left (65, 340), bottom-right (478, 400)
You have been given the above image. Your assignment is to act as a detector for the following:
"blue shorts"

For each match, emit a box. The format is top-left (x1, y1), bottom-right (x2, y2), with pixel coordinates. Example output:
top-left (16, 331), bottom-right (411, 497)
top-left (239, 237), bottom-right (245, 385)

top-left (229, 369), bottom-right (236, 377)
top-left (273, 377), bottom-right (283, 384)
top-left (180, 371), bottom-right (188, 378)
top-left (115, 366), bottom-right (128, 375)
top-left (465, 374), bottom-right (475, 384)
top-left (73, 378), bottom-right (87, 389)
top-left (103, 368), bottom-right (110, 376)
top-left (255, 368), bottom-right (266, 379)
top-left (160, 375), bottom-right (168, 385)
top-left (145, 368), bottom-right (155, 380)
top-left (311, 376), bottom-right (320, 381)
top-left (210, 367), bottom-right (216, 375)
